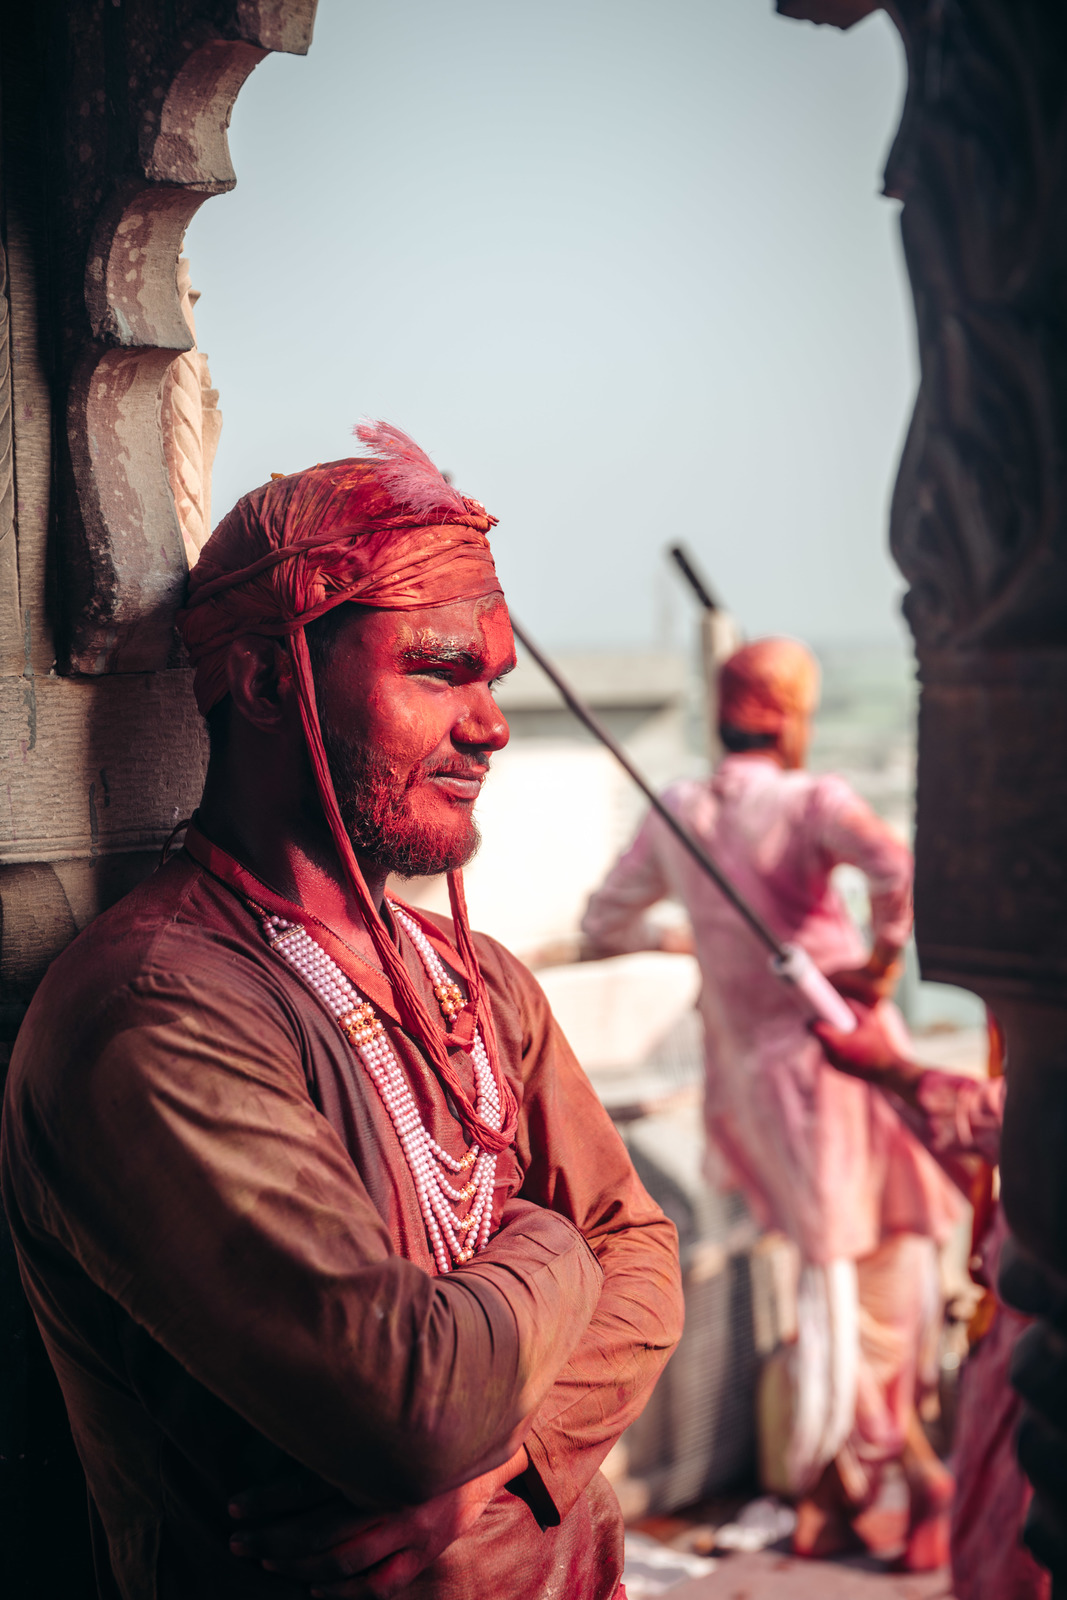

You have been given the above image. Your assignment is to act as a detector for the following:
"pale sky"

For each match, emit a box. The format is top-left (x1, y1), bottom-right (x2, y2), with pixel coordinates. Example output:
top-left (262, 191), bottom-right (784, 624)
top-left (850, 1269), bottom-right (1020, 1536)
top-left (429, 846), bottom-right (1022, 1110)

top-left (187, 0), bottom-right (915, 651)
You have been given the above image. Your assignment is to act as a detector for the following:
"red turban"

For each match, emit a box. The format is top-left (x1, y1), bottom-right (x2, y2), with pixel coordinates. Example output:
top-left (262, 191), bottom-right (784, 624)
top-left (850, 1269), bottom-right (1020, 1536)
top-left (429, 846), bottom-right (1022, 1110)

top-left (718, 637), bottom-right (820, 735)
top-left (182, 423), bottom-right (502, 716)
top-left (178, 422), bottom-right (516, 1155)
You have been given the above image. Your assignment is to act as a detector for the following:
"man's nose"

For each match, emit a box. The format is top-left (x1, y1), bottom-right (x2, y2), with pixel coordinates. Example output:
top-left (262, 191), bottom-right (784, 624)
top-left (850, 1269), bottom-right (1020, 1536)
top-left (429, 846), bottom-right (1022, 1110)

top-left (454, 687), bottom-right (510, 752)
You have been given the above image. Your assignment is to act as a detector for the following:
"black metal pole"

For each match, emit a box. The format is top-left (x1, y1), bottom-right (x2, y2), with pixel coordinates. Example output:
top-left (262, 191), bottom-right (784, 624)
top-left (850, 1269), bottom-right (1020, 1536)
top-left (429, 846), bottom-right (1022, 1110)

top-left (510, 618), bottom-right (783, 959)
top-left (668, 544), bottom-right (720, 612)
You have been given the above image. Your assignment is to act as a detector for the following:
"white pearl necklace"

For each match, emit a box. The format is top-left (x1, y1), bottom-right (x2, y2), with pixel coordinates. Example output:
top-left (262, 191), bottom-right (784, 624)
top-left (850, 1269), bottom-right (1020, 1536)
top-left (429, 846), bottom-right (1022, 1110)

top-left (258, 905), bottom-right (500, 1274)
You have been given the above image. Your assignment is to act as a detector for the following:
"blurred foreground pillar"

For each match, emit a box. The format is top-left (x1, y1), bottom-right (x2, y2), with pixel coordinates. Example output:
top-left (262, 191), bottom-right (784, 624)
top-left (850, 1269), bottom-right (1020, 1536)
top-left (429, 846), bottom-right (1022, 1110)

top-left (780, 0), bottom-right (1067, 1305)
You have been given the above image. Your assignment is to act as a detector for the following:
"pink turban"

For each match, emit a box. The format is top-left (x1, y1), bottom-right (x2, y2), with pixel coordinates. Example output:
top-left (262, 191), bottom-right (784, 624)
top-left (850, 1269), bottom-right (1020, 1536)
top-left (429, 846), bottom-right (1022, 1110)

top-left (177, 423), bottom-right (516, 1154)
top-left (718, 638), bottom-right (820, 735)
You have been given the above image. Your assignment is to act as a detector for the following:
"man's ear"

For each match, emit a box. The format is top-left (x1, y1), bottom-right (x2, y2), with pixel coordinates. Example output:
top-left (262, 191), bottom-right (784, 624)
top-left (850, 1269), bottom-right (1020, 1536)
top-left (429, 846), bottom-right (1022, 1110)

top-left (224, 636), bottom-right (295, 732)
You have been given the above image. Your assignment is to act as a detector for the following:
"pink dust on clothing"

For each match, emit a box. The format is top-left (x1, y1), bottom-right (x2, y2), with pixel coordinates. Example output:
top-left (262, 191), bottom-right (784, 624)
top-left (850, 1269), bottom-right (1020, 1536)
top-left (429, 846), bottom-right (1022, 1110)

top-left (951, 1209), bottom-right (1049, 1600)
top-left (582, 756), bottom-right (961, 1264)
top-left (891, 1068), bottom-right (1046, 1600)
top-left (584, 756), bottom-right (961, 1492)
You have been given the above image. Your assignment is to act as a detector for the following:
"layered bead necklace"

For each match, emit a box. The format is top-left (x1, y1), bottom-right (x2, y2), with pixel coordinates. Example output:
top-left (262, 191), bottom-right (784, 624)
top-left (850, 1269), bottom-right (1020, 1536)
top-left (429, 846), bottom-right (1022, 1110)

top-left (257, 903), bottom-right (500, 1274)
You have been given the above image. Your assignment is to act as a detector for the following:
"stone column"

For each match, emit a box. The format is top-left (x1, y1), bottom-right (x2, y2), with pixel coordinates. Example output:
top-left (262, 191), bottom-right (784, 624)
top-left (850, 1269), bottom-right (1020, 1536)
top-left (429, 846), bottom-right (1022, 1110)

top-left (0, 6), bottom-right (318, 1593)
top-left (161, 256), bottom-right (223, 566)
top-left (879, 0), bottom-right (1067, 1282)
top-left (780, 0), bottom-right (1067, 1272)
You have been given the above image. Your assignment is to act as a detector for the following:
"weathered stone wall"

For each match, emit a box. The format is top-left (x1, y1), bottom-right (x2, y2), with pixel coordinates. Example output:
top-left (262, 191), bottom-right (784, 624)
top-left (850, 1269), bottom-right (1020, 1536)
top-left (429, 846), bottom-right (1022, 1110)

top-left (0, 6), bottom-right (316, 1592)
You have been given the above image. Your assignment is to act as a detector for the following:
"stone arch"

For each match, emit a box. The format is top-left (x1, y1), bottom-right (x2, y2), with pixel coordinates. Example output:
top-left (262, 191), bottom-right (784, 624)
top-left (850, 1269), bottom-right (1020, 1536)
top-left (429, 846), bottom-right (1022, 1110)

top-left (61, 6), bottom-right (317, 673)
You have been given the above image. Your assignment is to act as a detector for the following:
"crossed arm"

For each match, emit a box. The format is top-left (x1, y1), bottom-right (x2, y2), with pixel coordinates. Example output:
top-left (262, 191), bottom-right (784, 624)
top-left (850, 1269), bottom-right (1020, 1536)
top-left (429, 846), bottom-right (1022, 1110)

top-left (227, 962), bottom-right (685, 1596)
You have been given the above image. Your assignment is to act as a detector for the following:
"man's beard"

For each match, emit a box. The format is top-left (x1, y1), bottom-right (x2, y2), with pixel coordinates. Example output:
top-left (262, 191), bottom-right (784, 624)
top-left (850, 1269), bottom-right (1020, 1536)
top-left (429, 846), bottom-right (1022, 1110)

top-left (319, 722), bottom-right (482, 879)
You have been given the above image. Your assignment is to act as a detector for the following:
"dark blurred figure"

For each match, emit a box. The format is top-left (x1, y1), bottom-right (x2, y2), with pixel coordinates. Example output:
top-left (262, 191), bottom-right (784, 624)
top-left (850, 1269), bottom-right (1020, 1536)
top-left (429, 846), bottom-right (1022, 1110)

top-left (816, 1006), bottom-right (1051, 1599)
top-left (1000, 1241), bottom-right (1067, 1592)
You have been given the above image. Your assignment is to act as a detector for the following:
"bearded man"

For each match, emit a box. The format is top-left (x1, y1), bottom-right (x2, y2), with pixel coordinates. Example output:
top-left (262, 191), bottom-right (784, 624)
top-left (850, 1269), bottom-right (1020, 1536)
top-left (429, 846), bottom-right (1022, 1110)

top-left (582, 637), bottom-right (960, 1569)
top-left (1, 424), bottom-right (683, 1600)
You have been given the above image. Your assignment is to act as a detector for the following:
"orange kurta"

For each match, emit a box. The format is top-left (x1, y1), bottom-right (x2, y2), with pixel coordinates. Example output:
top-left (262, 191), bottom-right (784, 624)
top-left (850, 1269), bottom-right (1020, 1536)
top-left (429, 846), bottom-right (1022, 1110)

top-left (1, 846), bottom-right (682, 1599)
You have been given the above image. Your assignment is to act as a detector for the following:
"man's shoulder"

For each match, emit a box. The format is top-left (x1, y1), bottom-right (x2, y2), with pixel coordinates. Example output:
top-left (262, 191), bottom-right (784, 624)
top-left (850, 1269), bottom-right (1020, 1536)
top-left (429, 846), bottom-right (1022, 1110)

top-left (37, 851), bottom-right (256, 993)
top-left (652, 775), bottom-right (713, 827)
top-left (13, 853), bottom-right (284, 1089)
top-left (5, 855), bottom-right (304, 1141)
top-left (802, 767), bottom-right (872, 818)
top-left (660, 775), bottom-right (708, 806)
top-left (730, 760), bottom-right (856, 808)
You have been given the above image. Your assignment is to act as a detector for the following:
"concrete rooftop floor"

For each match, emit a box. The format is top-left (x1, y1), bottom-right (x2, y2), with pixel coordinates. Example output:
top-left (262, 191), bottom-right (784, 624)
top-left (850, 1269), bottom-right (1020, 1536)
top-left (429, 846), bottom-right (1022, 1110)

top-left (626, 1476), bottom-right (954, 1599)
top-left (666, 1550), bottom-right (950, 1599)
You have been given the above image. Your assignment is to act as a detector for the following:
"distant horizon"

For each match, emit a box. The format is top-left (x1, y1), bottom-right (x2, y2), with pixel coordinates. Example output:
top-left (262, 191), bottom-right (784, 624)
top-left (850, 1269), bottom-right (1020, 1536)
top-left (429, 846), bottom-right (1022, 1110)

top-left (518, 620), bottom-right (916, 659)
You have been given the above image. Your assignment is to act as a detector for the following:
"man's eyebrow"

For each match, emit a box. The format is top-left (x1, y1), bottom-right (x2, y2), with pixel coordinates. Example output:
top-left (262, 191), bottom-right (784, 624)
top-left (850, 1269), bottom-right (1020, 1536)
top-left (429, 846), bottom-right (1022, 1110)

top-left (400, 642), bottom-right (487, 673)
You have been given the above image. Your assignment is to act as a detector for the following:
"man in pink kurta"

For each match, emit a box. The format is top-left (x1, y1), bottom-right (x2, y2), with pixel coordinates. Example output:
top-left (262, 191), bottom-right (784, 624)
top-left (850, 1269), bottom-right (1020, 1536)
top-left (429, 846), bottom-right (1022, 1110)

top-left (582, 638), bottom-right (960, 1565)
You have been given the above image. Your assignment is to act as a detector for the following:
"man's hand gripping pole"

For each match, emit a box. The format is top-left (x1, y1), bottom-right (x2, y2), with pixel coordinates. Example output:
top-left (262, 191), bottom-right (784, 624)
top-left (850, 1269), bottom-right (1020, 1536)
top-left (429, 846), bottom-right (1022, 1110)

top-left (510, 620), bottom-right (856, 1035)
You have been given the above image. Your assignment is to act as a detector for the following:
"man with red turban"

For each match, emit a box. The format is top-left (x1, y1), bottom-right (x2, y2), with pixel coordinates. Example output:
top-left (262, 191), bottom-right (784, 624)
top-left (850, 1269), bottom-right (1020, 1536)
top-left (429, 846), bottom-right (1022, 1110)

top-left (582, 636), bottom-right (960, 1569)
top-left (1, 424), bottom-right (683, 1599)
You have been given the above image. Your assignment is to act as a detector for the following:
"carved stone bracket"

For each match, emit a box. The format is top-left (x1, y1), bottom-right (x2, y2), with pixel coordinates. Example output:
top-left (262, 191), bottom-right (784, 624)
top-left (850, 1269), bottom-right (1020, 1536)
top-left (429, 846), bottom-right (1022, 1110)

top-left (162, 260), bottom-right (222, 567)
top-left (55, 2), bottom-right (317, 673)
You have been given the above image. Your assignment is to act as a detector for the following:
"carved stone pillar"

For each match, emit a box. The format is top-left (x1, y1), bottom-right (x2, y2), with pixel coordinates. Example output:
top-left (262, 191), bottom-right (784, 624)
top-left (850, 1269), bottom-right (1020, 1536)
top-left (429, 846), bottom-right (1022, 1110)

top-left (161, 256), bottom-right (223, 565)
top-left (778, 0), bottom-right (1067, 1277)
top-left (0, 5), bottom-right (317, 1593)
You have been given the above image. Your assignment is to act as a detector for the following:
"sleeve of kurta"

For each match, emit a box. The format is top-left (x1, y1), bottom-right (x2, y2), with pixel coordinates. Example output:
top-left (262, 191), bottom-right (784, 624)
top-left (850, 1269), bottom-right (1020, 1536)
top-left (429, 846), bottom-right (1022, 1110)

top-left (810, 775), bottom-right (914, 951)
top-left (901, 1070), bottom-right (1005, 1171)
top-left (491, 947), bottom-right (684, 1523)
top-left (581, 805), bottom-right (673, 956)
top-left (5, 930), bottom-right (605, 1509)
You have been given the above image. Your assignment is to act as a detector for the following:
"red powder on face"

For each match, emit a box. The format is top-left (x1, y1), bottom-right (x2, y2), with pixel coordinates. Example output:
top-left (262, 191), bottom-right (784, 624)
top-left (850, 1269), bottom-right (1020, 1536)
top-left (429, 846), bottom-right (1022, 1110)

top-left (178, 426), bottom-right (518, 1157)
top-left (315, 598), bottom-right (513, 879)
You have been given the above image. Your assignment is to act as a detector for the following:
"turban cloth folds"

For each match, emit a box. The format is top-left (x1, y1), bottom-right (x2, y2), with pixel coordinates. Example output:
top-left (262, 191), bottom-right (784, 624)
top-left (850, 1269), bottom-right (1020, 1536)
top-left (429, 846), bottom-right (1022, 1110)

top-left (178, 424), bottom-right (517, 1157)
top-left (718, 637), bottom-right (821, 737)
top-left (182, 448), bottom-right (503, 718)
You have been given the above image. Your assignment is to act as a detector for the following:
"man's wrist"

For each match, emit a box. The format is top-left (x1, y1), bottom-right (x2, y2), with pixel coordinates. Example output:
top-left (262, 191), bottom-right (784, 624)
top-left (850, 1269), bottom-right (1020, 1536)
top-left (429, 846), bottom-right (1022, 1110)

top-left (867, 939), bottom-right (904, 979)
top-left (883, 1056), bottom-right (924, 1106)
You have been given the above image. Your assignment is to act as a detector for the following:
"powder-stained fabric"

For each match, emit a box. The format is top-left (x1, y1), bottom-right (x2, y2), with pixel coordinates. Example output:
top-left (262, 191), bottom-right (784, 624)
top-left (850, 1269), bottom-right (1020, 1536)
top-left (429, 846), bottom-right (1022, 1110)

top-left (2, 847), bottom-right (683, 1599)
top-left (581, 755), bottom-right (959, 1262)
top-left (881, 1068), bottom-right (1047, 1600)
